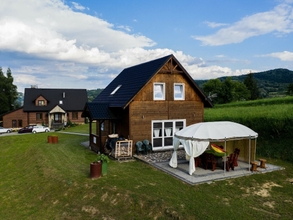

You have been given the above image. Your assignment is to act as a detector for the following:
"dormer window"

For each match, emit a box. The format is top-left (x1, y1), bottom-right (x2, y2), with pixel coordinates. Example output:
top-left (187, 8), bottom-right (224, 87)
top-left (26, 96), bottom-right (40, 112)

top-left (154, 83), bottom-right (165, 100)
top-left (110, 85), bottom-right (122, 95)
top-left (38, 100), bottom-right (45, 106)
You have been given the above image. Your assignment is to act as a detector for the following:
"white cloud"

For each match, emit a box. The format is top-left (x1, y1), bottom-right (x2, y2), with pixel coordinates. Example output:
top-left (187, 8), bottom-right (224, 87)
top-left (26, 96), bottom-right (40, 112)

top-left (0, 0), bottom-right (267, 92)
top-left (0, 0), bottom-right (155, 56)
top-left (263, 51), bottom-right (293, 61)
top-left (203, 21), bottom-right (228, 28)
top-left (193, 2), bottom-right (293, 46)
top-left (71, 2), bottom-right (88, 11)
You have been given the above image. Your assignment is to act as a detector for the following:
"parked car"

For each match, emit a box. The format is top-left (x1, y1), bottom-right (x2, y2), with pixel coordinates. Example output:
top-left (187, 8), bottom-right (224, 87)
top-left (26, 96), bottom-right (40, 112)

top-left (32, 126), bottom-right (50, 133)
top-left (18, 125), bottom-right (36, 133)
top-left (0, 126), bottom-right (12, 134)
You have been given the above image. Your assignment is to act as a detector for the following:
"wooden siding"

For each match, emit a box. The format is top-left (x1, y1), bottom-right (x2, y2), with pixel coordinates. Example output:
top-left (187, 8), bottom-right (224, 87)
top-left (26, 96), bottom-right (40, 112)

top-left (128, 65), bottom-right (205, 150)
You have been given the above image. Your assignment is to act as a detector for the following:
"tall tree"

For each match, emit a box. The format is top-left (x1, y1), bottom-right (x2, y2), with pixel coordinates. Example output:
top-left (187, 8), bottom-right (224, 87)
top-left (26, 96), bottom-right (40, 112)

top-left (244, 72), bottom-right (259, 100)
top-left (0, 67), bottom-right (18, 115)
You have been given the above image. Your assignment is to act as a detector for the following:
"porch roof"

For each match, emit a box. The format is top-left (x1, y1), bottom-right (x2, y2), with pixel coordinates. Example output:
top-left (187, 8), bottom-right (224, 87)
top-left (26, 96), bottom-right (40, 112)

top-left (81, 102), bottom-right (119, 120)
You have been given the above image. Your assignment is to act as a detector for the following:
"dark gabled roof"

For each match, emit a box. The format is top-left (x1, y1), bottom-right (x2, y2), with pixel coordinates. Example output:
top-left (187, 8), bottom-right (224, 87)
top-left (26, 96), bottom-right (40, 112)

top-left (93, 55), bottom-right (172, 108)
top-left (93, 54), bottom-right (212, 108)
top-left (81, 102), bottom-right (119, 120)
top-left (23, 88), bottom-right (87, 112)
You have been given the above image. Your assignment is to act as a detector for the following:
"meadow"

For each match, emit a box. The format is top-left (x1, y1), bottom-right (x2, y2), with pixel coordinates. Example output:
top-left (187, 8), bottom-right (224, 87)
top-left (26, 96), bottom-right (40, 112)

top-left (204, 96), bottom-right (293, 162)
top-left (0, 96), bottom-right (293, 219)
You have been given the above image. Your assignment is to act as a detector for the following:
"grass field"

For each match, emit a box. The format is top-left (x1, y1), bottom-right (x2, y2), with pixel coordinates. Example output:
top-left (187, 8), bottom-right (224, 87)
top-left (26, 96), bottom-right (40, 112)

top-left (1, 96), bottom-right (293, 219)
top-left (204, 96), bottom-right (293, 162)
top-left (1, 129), bottom-right (293, 219)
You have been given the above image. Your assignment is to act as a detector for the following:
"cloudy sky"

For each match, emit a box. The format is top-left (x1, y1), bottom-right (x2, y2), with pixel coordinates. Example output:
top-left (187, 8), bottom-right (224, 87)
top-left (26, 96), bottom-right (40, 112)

top-left (1, 0), bottom-right (293, 93)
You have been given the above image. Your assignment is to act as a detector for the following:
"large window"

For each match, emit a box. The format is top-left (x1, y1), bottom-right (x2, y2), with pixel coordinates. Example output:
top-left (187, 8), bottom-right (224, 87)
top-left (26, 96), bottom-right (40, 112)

top-left (174, 83), bottom-right (185, 100)
top-left (152, 119), bottom-right (185, 151)
top-left (72, 112), bottom-right (78, 120)
top-left (154, 83), bottom-right (165, 100)
top-left (36, 113), bottom-right (43, 120)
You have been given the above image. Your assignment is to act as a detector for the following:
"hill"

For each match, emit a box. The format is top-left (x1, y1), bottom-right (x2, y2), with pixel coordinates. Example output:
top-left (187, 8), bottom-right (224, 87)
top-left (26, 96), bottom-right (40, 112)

top-left (195, 68), bottom-right (293, 98)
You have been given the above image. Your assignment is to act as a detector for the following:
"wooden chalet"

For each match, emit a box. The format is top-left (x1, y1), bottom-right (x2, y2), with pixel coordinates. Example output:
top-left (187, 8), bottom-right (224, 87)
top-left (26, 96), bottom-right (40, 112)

top-left (3, 88), bottom-right (87, 129)
top-left (82, 54), bottom-right (212, 154)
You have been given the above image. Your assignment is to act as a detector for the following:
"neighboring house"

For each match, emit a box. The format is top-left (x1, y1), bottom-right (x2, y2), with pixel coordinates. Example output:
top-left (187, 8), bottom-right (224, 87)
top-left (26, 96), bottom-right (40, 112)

top-left (82, 54), bottom-right (213, 153)
top-left (3, 88), bottom-right (87, 129)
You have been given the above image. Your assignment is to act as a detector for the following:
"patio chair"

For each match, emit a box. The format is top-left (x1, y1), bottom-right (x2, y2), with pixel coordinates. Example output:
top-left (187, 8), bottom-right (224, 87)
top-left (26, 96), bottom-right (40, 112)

top-left (136, 141), bottom-right (144, 155)
top-left (143, 139), bottom-right (152, 154)
top-left (205, 153), bottom-right (217, 171)
top-left (226, 153), bottom-right (237, 171)
top-left (233, 148), bottom-right (240, 166)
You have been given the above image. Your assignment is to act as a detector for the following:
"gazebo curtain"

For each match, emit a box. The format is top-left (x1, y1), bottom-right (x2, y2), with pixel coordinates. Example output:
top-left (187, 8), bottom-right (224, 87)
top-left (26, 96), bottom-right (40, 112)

top-left (169, 137), bottom-right (209, 175)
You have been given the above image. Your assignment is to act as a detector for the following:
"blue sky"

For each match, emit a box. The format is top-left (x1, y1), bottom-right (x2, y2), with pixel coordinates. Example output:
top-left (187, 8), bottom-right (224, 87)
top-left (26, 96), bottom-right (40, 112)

top-left (1, 0), bottom-right (293, 93)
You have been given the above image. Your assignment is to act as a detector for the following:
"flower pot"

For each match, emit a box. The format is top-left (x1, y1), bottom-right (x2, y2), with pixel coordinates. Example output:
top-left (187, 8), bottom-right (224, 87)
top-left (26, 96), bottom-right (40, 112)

top-left (90, 162), bottom-right (102, 179)
top-left (102, 162), bottom-right (108, 176)
top-left (47, 136), bottom-right (53, 143)
top-left (52, 136), bottom-right (58, 143)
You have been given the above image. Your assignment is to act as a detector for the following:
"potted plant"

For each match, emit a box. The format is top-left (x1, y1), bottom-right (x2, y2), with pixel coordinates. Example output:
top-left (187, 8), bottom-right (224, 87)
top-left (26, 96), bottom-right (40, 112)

top-left (96, 153), bottom-right (110, 176)
top-left (90, 156), bottom-right (102, 179)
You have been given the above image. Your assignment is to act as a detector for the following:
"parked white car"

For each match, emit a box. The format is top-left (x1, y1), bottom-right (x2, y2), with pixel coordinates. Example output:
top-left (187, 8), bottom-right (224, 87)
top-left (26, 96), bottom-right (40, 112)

top-left (0, 126), bottom-right (12, 134)
top-left (32, 126), bottom-right (50, 133)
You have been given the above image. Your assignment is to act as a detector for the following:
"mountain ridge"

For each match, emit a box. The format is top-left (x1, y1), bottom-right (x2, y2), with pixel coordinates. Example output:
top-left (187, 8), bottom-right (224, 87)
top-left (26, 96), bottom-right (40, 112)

top-left (195, 68), bottom-right (293, 98)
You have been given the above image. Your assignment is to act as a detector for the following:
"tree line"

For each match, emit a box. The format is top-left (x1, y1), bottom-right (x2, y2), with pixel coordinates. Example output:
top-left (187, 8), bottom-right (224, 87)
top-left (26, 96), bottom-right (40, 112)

top-left (0, 67), bottom-right (19, 116)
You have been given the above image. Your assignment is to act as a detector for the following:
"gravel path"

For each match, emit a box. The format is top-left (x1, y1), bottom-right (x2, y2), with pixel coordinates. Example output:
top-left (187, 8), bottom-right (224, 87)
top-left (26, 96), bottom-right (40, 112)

top-left (135, 149), bottom-right (186, 163)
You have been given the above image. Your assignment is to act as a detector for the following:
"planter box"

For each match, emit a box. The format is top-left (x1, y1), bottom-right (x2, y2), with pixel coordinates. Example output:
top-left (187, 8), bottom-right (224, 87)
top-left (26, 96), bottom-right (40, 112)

top-left (48, 136), bottom-right (58, 144)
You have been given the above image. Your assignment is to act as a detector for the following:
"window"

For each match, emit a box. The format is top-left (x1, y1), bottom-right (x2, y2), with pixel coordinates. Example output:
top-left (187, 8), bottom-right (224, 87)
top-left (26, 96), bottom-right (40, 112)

top-left (36, 113), bottom-right (43, 120)
top-left (154, 83), bottom-right (165, 100)
top-left (174, 83), bottom-right (185, 100)
top-left (72, 112), bottom-right (78, 120)
top-left (18, 120), bottom-right (22, 127)
top-left (152, 119), bottom-right (185, 150)
top-left (38, 100), bottom-right (45, 106)
top-left (111, 85), bottom-right (122, 95)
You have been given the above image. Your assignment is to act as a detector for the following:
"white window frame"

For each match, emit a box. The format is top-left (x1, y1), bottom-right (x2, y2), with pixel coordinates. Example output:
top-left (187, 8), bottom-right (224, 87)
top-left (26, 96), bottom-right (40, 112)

top-left (153, 82), bottom-right (165, 100)
top-left (174, 83), bottom-right (185, 100)
top-left (151, 119), bottom-right (186, 151)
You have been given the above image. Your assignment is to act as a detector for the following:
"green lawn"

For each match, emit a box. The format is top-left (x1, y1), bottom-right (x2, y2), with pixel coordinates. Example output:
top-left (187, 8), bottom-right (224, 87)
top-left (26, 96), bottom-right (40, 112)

top-left (0, 129), bottom-right (293, 219)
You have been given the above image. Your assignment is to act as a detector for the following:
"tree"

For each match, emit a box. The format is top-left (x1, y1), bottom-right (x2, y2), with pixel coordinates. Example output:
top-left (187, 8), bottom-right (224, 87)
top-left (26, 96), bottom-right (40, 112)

top-left (203, 78), bottom-right (250, 104)
top-left (244, 72), bottom-right (259, 100)
top-left (287, 83), bottom-right (293, 96)
top-left (0, 67), bottom-right (18, 115)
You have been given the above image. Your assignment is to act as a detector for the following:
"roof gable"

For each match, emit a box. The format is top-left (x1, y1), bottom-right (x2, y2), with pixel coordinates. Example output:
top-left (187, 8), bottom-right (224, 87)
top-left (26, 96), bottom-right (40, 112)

top-left (23, 88), bottom-right (88, 112)
top-left (93, 55), bottom-right (172, 108)
top-left (93, 54), bottom-right (212, 108)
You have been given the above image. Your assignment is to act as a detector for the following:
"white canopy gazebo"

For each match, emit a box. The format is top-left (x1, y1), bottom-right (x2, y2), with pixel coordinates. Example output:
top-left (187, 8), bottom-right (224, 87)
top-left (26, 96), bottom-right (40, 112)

top-left (169, 121), bottom-right (258, 175)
